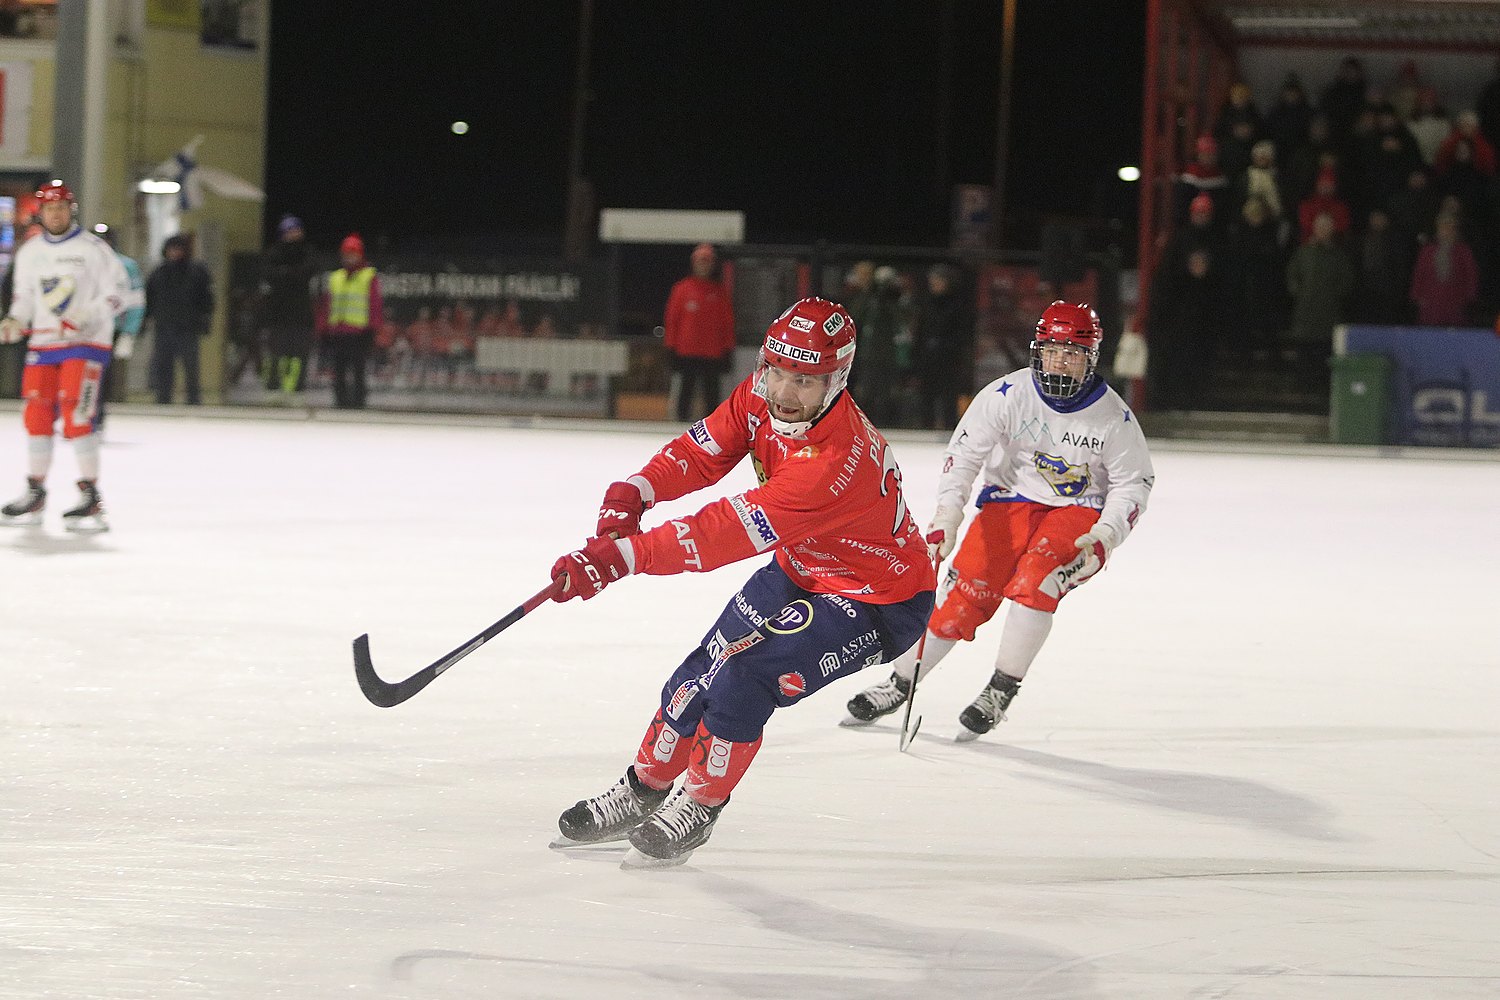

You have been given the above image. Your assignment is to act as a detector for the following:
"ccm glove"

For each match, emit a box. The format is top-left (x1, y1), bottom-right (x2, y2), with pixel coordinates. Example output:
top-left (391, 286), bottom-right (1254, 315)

top-left (113, 335), bottom-right (135, 360)
top-left (926, 506), bottom-right (963, 561)
top-left (595, 480), bottom-right (648, 539)
top-left (551, 536), bottom-right (633, 603)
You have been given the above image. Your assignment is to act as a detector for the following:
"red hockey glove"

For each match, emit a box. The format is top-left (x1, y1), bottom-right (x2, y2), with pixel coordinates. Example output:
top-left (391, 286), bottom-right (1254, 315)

top-left (551, 536), bottom-right (632, 603)
top-left (596, 480), bottom-right (647, 538)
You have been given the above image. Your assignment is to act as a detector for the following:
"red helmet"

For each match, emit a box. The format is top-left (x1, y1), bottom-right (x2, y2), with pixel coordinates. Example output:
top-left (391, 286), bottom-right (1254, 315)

top-left (758, 297), bottom-right (857, 434)
top-left (1031, 301), bottom-right (1103, 401)
top-left (35, 179), bottom-right (75, 203)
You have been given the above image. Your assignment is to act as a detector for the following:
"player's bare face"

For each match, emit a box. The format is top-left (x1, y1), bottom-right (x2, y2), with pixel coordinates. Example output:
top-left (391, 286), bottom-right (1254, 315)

top-left (763, 365), bottom-right (830, 423)
top-left (1040, 343), bottom-right (1089, 380)
top-left (39, 201), bottom-right (72, 236)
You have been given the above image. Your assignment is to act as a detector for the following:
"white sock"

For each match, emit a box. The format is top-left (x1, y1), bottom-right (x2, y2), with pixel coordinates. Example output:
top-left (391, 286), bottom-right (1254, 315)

top-left (27, 435), bottom-right (54, 480)
top-left (890, 633), bottom-right (957, 683)
top-left (993, 603), bottom-right (1053, 681)
top-left (72, 433), bottom-right (101, 481)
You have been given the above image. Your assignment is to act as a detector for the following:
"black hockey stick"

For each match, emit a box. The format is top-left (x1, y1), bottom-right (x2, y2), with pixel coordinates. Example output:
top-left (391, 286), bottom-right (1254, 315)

top-left (353, 583), bottom-right (554, 707)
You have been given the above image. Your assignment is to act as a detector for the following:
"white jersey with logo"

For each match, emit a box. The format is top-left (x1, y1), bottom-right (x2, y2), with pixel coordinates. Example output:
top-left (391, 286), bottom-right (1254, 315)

top-left (7, 226), bottom-right (130, 353)
top-left (935, 369), bottom-right (1155, 545)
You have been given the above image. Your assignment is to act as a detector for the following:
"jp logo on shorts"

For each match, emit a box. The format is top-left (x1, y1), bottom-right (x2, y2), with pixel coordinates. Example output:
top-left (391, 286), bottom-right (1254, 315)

top-left (766, 599), bottom-right (813, 634)
top-left (777, 672), bottom-right (807, 697)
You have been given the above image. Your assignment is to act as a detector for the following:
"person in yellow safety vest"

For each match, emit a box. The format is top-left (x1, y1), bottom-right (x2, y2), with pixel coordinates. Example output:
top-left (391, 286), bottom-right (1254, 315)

top-left (316, 234), bottom-right (383, 409)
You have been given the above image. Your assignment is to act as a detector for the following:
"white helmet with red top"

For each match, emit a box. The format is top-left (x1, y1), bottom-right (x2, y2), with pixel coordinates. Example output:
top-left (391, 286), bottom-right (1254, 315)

top-left (757, 296), bottom-right (857, 436)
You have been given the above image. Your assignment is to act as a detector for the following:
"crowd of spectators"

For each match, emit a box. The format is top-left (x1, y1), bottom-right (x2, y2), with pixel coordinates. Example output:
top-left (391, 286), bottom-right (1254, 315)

top-left (1148, 56), bottom-right (1500, 411)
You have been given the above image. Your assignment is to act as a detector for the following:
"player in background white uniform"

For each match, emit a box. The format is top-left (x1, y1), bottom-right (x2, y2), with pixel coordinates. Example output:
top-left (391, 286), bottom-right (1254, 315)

top-left (0, 180), bottom-right (130, 531)
top-left (844, 302), bottom-right (1154, 739)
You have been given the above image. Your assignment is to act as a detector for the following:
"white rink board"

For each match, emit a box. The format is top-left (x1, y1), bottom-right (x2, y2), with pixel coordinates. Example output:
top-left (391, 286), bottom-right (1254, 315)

top-left (1, 412), bottom-right (1497, 1000)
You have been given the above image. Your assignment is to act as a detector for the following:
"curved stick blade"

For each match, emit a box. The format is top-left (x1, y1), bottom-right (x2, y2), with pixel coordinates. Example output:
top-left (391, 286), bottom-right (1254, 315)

top-left (353, 634), bottom-right (436, 708)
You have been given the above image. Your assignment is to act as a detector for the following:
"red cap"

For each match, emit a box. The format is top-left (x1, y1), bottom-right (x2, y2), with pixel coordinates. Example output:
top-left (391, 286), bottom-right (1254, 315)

top-left (340, 233), bottom-right (364, 257)
top-left (1195, 134), bottom-right (1218, 157)
top-left (1190, 193), bottom-right (1214, 217)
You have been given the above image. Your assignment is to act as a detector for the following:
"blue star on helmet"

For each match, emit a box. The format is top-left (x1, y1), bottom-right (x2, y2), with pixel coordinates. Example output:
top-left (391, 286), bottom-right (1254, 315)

top-left (998, 381), bottom-right (1012, 395)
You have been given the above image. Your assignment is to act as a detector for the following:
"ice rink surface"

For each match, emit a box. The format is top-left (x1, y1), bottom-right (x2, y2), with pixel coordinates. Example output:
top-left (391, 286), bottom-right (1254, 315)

top-left (2, 410), bottom-right (1497, 1000)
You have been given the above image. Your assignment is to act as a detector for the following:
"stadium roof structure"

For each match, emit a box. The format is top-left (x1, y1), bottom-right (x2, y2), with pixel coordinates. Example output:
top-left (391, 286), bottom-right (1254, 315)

top-left (1208, 0), bottom-right (1500, 49)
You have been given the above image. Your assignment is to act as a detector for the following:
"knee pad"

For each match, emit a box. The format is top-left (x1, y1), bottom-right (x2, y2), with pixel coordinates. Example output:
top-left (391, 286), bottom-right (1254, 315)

top-left (927, 585), bottom-right (999, 642)
top-left (22, 397), bottom-right (56, 436)
top-left (1007, 548), bottom-right (1068, 613)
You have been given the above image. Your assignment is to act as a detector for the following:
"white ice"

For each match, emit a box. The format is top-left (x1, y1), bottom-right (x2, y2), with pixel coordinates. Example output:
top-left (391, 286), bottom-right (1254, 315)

top-left (2, 408), bottom-right (1497, 1000)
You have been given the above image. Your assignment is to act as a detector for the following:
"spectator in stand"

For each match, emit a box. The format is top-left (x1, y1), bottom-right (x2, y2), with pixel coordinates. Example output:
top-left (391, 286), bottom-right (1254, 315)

top-left (1286, 212), bottom-right (1354, 397)
top-left (1284, 113), bottom-right (1340, 208)
top-left (260, 214), bottom-right (318, 400)
top-left (1263, 74), bottom-right (1313, 165)
top-left (315, 233), bottom-right (382, 409)
top-left (1298, 167), bottom-right (1352, 244)
top-left (911, 264), bottom-right (973, 430)
top-left (1389, 60), bottom-right (1423, 124)
top-left (663, 242), bottom-right (735, 422)
top-left (1478, 57), bottom-right (1500, 154)
top-left (1434, 111), bottom-right (1497, 177)
top-left (1160, 193), bottom-right (1224, 276)
top-left (1352, 208), bottom-right (1412, 325)
top-left (1233, 140), bottom-right (1289, 230)
top-left (144, 234), bottom-right (215, 405)
top-left (1387, 166), bottom-right (1441, 261)
top-left (1319, 56), bottom-right (1369, 144)
top-left (1435, 137), bottom-right (1493, 229)
top-left (1147, 246), bottom-right (1222, 411)
top-left (1365, 104), bottom-right (1425, 209)
top-left (1409, 213), bottom-right (1478, 327)
top-left (1407, 87), bottom-right (1453, 166)
top-left (1174, 134), bottom-right (1229, 225)
top-left (1213, 81), bottom-right (1263, 178)
top-left (851, 266), bottom-right (911, 426)
top-left (1224, 196), bottom-right (1289, 362)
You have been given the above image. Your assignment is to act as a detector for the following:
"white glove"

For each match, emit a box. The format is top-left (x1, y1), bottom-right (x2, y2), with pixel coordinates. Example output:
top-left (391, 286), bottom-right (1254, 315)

top-left (926, 506), bottom-right (963, 562)
top-left (0, 316), bottom-right (23, 344)
top-left (113, 335), bottom-right (135, 360)
top-left (1073, 521), bottom-right (1119, 568)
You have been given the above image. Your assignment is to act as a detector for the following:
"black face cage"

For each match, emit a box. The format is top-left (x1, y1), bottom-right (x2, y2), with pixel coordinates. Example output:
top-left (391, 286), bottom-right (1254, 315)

top-left (1029, 339), bottom-right (1099, 400)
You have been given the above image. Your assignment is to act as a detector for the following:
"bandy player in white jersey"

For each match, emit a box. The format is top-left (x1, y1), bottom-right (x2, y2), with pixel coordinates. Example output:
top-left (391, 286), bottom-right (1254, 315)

top-left (845, 301), bottom-right (1154, 740)
top-left (0, 179), bottom-right (130, 532)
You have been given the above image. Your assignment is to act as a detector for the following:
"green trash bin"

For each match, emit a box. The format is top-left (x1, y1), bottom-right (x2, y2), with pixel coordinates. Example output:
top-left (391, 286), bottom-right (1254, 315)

top-left (1330, 352), bottom-right (1393, 445)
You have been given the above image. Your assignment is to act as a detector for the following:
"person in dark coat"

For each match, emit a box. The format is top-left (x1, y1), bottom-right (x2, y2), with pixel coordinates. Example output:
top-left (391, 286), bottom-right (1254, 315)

top-left (144, 234), bottom-right (214, 405)
top-left (260, 214), bottom-right (317, 397)
top-left (912, 265), bottom-right (973, 430)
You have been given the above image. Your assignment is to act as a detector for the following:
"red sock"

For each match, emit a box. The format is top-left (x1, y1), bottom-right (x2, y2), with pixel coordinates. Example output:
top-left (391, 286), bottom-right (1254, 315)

top-left (681, 723), bottom-right (762, 807)
top-left (632, 710), bottom-right (690, 790)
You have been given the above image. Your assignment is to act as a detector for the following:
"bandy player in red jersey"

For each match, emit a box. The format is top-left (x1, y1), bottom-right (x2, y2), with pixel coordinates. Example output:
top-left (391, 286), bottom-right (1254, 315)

top-left (548, 296), bottom-right (936, 868)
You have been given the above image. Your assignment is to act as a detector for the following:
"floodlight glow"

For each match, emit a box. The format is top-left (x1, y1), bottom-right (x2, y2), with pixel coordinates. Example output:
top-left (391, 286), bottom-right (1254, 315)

top-left (451, 121), bottom-right (470, 135)
top-left (1118, 166), bottom-right (1141, 182)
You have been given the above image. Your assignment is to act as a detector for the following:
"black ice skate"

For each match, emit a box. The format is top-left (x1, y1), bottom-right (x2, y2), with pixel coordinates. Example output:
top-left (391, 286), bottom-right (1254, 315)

top-left (841, 672), bottom-right (911, 726)
top-left (622, 788), bottom-right (727, 870)
top-left (552, 768), bottom-right (670, 848)
top-left (1, 477), bottom-right (46, 524)
top-left (955, 670), bottom-right (1022, 742)
top-left (61, 480), bottom-right (108, 533)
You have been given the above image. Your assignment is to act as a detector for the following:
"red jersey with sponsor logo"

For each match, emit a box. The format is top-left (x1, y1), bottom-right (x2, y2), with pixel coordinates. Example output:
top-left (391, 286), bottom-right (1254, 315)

top-left (624, 377), bottom-right (935, 603)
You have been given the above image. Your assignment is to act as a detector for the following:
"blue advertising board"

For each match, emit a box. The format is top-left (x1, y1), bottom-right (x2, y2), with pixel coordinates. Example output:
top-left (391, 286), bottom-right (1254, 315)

top-left (1337, 325), bottom-right (1500, 448)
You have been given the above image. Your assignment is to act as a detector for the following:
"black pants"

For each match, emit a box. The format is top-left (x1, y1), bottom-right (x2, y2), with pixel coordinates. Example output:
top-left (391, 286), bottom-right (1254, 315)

top-left (675, 356), bottom-right (723, 421)
top-left (149, 328), bottom-right (202, 404)
top-left (324, 331), bottom-right (373, 409)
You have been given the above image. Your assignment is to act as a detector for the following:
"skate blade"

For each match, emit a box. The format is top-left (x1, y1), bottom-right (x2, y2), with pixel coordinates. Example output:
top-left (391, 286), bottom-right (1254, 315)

top-left (549, 834), bottom-right (629, 851)
top-left (621, 846), bottom-right (694, 870)
top-left (953, 728), bottom-right (984, 743)
top-left (63, 516), bottom-right (109, 534)
top-left (0, 513), bottom-right (43, 527)
top-left (839, 714), bottom-right (876, 728)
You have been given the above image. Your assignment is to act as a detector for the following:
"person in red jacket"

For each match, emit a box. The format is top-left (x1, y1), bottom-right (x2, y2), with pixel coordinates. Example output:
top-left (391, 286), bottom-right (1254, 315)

top-left (663, 243), bottom-right (735, 421)
top-left (549, 297), bottom-right (937, 868)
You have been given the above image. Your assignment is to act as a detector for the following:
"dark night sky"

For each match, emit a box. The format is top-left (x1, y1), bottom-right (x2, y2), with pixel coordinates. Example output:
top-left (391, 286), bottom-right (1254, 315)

top-left (265, 2), bottom-right (1145, 258)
